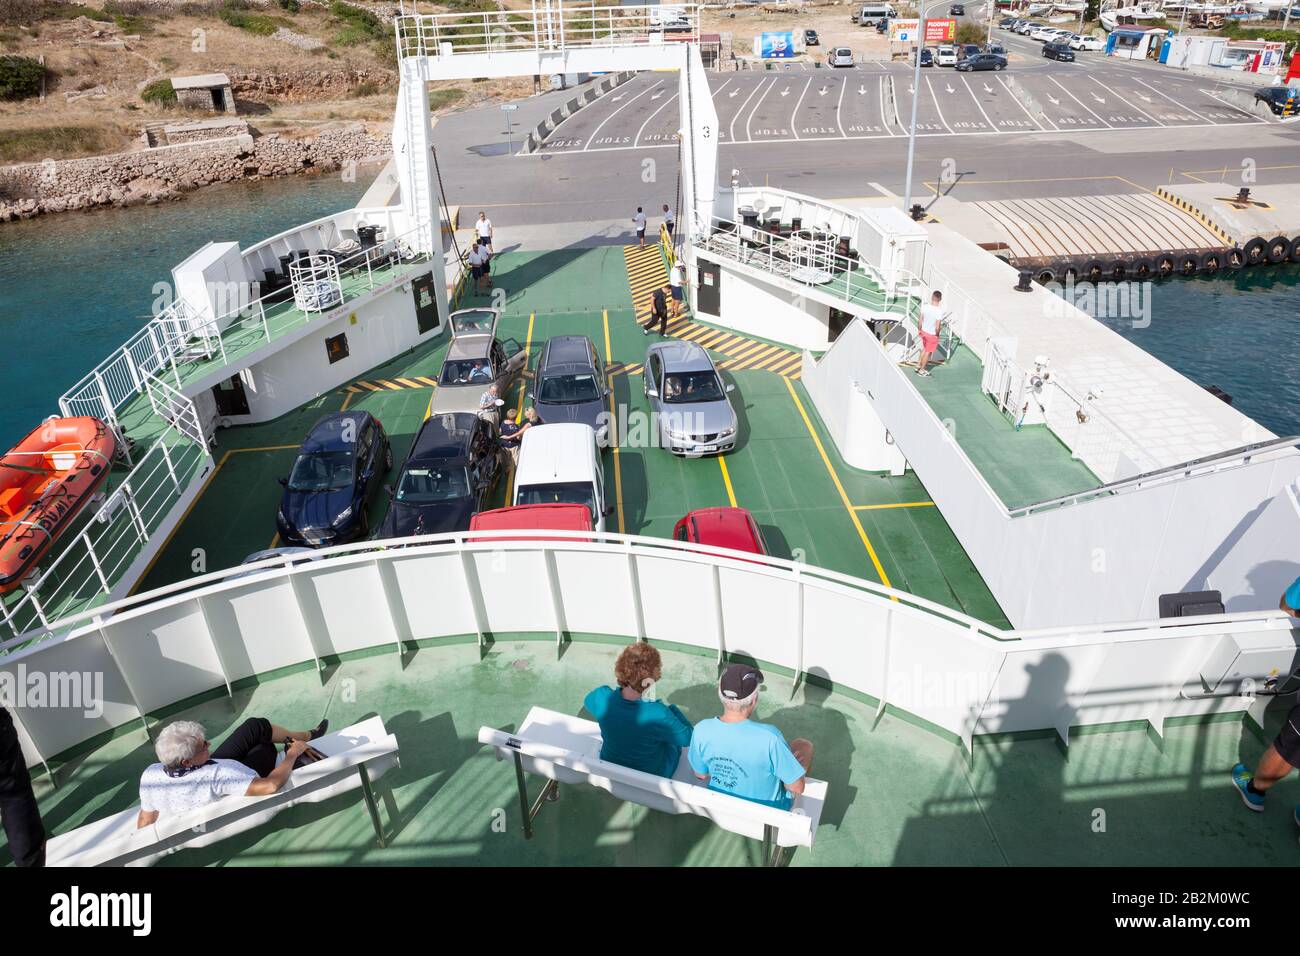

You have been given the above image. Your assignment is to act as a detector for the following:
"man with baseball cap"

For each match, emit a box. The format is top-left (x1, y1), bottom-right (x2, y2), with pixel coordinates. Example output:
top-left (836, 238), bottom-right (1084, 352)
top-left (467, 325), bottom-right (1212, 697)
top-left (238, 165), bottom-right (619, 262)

top-left (687, 663), bottom-right (814, 809)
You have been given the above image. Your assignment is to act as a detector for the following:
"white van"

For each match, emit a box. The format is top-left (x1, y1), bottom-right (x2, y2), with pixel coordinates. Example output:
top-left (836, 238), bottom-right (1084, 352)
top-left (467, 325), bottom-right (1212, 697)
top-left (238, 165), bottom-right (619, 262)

top-left (857, 3), bottom-right (895, 25)
top-left (512, 423), bottom-right (610, 533)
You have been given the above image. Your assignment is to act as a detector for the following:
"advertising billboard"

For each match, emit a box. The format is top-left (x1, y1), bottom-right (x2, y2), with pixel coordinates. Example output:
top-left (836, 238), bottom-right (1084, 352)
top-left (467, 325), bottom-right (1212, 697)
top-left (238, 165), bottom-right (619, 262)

top-left (888, 17), bottom-right (918, 43)
top-left (756, 31), bottom-right (797, 58)
top-left (924, 18), bottom-right (956, 43)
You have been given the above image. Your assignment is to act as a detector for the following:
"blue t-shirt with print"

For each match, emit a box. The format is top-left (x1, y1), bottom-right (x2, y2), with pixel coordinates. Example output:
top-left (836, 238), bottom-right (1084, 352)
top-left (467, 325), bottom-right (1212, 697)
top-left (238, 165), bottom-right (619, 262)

top-left (583, 686), bottom-right (693, 778)
top-left (1286, 576), bottom-right (1300, 612)
top-left (687, 717), bottom-right (806, 809)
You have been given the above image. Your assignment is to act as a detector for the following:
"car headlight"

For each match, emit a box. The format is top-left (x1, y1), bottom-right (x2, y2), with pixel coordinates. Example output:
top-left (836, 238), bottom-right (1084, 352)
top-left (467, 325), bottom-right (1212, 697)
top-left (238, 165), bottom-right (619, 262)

top-left (666, 428), bottom-right (692, 441)
top-left (718, 426), bottom-right (736, 439)
top-left (333, 505), bottom-right (353, 527)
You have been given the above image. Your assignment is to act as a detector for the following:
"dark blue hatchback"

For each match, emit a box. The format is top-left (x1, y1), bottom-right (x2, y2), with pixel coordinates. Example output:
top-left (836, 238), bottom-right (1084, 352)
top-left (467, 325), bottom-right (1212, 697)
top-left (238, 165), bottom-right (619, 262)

top-left (276, 411), bottom-right (392, 547)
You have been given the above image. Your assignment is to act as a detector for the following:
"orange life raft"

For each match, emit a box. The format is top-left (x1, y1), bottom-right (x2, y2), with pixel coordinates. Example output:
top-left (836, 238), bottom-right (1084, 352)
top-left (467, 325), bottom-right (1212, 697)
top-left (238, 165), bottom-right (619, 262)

top-left (0, 417), bottom-right (117, 594)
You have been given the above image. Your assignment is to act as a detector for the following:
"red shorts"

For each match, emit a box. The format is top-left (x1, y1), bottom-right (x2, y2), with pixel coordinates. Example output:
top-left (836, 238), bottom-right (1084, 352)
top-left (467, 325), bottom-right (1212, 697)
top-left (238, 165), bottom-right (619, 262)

top-left (920, 331), bottom-right (939, 354)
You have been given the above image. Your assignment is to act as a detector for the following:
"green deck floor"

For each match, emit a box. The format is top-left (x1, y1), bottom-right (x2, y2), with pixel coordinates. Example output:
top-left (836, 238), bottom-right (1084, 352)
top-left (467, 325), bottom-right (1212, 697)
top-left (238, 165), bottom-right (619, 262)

top-left (12, 638), bottom-right (1295, 867)
top-left (134, 247), bottom-right (1008, 626)
top-left (911, 344), bottom-right (1101, 511)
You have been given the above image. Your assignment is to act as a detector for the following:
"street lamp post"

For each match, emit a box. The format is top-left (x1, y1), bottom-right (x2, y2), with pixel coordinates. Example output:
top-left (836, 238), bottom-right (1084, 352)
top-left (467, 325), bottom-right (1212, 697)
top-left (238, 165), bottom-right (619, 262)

top-left (902, 4), bottom-right (933, 218)
top-left (501, 103), bottom-right (518, 154)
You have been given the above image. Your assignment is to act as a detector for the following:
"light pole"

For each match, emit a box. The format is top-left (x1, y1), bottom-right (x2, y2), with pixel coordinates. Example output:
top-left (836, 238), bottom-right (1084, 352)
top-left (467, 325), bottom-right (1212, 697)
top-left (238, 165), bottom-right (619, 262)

top-left (903, 1), bottom-right (937, 218)
top-left (988, 0), bottom-right (994, 46)
top-left (501, 103), bottom-right (518, 154)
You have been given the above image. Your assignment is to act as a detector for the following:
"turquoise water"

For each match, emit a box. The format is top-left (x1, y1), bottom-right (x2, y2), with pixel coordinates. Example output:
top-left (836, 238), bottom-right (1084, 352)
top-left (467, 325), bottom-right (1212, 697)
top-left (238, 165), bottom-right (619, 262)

top-left (1, 177), bottom-right (1298, 449)
top-left (1095, 267), bottom-right (1300, 441)
top-left (0, 173), bottom-right (369, 449)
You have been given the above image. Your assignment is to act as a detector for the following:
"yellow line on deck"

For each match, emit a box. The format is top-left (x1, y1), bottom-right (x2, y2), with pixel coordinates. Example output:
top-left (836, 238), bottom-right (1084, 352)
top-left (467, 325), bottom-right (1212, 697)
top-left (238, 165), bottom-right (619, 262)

top-left (852, 501), bottom-right (935, 511)
top-left (129, 443), bottom-right (300, 593)
top-left (340, 391), bottom-right (354, 412)
top-left (603, 308), bottom-right (625, 535)
top-left (784, 379), bottom-right (892, 591)
top-left (505, 312), bottom-right (535, 505)
top-left (718, 456), bottom-right (738, 508)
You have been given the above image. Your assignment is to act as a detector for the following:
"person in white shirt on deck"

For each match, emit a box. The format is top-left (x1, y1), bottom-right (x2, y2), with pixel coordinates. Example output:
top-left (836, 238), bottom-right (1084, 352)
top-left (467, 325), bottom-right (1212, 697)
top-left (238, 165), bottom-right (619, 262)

top-left (916, 290), bottom-right (944, 378)
top-left (136, 716), bottom-right (327, 827)
top-left (669, 261), bottom-right (688, 319)
top-left (662, 204), bottom-right (675, 238)
top-left (633, 206), bottom-right (647, 247)
top-left (467, 242), bottom-right (486, 293)
top-left (475, 212), bottom-right (494, 252)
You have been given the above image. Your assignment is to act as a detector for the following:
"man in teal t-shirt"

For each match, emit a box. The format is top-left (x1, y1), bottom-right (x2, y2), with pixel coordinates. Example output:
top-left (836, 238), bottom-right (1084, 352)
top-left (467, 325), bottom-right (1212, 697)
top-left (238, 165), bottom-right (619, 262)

top-left (688, 664), bottom-right (814, 809)
top-left (584, 644), bottom-right (693, 778)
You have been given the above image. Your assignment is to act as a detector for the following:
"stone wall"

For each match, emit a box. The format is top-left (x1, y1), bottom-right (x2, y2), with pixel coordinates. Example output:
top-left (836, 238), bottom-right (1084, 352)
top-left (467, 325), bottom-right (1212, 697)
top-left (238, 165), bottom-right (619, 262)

top-left (163, 119), bottom-right (252, 144)
top-left (0, 123), bottom-right (391, 222)
top-left (227, 68), bottom-right (397, 102)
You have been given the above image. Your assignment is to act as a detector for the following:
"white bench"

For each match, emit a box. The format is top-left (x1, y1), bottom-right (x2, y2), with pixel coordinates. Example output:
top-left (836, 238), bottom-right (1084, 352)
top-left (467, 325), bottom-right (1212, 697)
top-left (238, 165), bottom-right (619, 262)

top-left (478, 707), bottom-right (828, 866)
top-left (46, 716), bottom-right (400, 867)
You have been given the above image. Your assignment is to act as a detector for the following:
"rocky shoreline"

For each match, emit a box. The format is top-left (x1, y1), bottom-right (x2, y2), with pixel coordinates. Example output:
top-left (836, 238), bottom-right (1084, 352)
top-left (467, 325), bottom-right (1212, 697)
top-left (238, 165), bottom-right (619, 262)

top-left (0, 123), bottom-right (392, 223)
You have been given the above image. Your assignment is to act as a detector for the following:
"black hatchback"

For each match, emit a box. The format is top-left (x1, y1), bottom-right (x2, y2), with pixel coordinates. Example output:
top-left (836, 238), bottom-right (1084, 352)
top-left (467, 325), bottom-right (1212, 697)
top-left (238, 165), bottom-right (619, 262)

top-left (276, 411), bottom-right (391, 547)
top-left (956, 52), bottom-right (1007, 72)
top-left (377, 412), bottom-right (505, 539)
top-left (1255, 87), bottom-right (1295, 115)
top-left (1043, 42), bottom-right (1075, 61)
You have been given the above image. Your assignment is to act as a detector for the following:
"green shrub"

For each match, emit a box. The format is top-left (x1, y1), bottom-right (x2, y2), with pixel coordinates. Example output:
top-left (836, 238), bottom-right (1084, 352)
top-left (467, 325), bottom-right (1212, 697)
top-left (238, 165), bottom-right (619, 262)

top-left (0, 54), bottom-right (45, 100)
top-left (1217, 24), bottom-right (1299, 46)
top-left (329, 0), bottom-right (385, 41)
top-left (278, 0), bottom-right (299, 10)
top-left (427, 87), bottom-right (464, 111)
top-left (140, 77), bottom-right (176, 105)
top-left (218, 1), bottom-right (279, 35)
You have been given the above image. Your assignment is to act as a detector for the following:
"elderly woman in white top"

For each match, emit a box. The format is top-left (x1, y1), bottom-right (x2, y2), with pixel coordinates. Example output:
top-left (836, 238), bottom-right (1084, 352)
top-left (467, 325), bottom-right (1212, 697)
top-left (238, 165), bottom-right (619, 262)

top-left (135, 716), bottom-right (326, 828)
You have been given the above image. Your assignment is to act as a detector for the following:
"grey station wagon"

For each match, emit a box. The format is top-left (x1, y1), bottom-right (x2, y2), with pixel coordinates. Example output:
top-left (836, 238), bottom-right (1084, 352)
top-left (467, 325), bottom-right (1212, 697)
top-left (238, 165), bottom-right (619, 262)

top-left (644, 340), bottom-right (737, 457)
top-left (530, 335), bottom-right (610, 447)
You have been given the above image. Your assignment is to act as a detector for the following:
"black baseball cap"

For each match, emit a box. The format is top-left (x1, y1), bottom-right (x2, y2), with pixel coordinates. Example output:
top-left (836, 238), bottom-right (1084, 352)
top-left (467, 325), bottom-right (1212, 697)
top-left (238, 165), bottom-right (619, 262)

top-left (719, 663), bottom-right (763, 700)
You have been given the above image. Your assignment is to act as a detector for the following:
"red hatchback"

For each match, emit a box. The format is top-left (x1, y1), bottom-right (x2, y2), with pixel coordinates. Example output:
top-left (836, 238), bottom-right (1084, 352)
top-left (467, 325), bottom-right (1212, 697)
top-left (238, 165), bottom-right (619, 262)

top-left (672, 507), bottom-right (768, 557)
top-left (469, 503), bottom-right (593, 542)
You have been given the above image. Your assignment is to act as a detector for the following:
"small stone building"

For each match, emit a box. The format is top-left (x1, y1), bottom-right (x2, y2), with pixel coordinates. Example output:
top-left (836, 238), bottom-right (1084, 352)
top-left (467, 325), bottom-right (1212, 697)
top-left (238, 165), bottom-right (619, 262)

top-left (171, 73), bottom-right (237, 115)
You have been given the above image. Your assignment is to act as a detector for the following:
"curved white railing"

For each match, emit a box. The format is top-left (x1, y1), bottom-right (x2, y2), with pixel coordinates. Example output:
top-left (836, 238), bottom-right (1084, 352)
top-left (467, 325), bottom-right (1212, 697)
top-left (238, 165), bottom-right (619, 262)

top-left (4, 530), bottom-right (1292, 773)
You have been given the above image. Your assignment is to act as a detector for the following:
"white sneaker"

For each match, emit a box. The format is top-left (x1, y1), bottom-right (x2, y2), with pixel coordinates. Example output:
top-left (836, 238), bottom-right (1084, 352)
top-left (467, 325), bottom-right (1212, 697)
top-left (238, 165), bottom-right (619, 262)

top-left (917, 368), bottom-right (930, 377)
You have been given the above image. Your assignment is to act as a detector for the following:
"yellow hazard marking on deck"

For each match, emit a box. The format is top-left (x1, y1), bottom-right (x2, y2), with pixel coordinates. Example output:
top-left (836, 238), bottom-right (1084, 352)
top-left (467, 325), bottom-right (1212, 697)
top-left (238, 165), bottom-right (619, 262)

top-left (785, 379), bottom-right (892, 592)
top-left (346, 376), bottom-right (437, 394)
top-left (1154, 186), bottom-right (1234, 245)
top-left (852, 501), bottom-right (935, 511)
top-left (129, 444), bottom-right (302, 594)
top-left (718, 457), bottom-right (738, 509)
top-left (603, 309), bottom-right (625, 534)
top-left (505, 312), bottom-right (535, 506)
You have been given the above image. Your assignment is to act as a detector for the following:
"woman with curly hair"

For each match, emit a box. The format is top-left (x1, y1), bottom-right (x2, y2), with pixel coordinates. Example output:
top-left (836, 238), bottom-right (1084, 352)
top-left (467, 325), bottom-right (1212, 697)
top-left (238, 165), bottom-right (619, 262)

top-left (583, 643), bottom-right (693, 778)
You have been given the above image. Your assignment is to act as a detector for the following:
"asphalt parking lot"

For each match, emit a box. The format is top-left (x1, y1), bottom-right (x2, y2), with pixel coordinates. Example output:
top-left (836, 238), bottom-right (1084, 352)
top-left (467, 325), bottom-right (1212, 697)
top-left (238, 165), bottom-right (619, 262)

top-left (540, 29), bottom-right (1272, 153)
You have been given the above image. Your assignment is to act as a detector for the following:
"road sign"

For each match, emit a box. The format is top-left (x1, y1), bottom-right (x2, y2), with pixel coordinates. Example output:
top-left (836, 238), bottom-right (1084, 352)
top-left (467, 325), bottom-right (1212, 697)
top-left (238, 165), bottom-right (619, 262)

top-left (925, 18), bottom-right (956, 43)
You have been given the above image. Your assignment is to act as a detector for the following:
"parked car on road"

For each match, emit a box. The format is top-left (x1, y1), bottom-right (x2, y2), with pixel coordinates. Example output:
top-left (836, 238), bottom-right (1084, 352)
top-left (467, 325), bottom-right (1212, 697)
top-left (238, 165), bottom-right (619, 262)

top-left (1042, 41), bottom-right (1075, 61)
top-left (1255, 87), bottom-right (1296, 115)
top-left (984, 42), bottom-right (1006, 55)
top-left (935, 45), bottom-right (959, 66)
top-left (949, 3), bottom-right (965, 14)
top-left (915, 46), bottom-right (934, 67)
top-left (959, 43), bottom-right (982, 59)
top-left (1030, 25), bottom-right (1059, 40)
top-left (828, 46), bottom-right (856, 67)
top-left (1069, 33), bottom-right (1105, 51)
top-left (999, 17), bottom-right (1019, 29)
top-left (804, 28), bottom-right (820, 45)
top-left (957, 52), bottom-right (1007, 71)
top-left (276, 411), bottom-right (391, 547)
top-left (1016, 20), bottom-right (1043, 34)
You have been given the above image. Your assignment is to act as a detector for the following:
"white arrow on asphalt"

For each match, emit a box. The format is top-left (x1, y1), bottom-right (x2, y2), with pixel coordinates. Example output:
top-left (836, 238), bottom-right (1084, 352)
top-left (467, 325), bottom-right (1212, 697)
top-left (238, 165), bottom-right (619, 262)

top-left (729, 89), bottom-right (739, 98)
top-left (1090, 92), bottom-right (1105, 104)
top-left (1136, 92), bottom-right (1152, 102)
top-left (945, 83), bottom-right (955, 94)
top-left (1046, 93), bottom-right (1060, 105)
top-left (780, 87), bottom-right (791, 97)
top-left (651, 91), bottom-right (663, 100)
top-left (858, 85), bottom-right (868, 95)
top-left (818, 86), bottom-right (829, 96)
top-left (611, 95), bottom-right (624, 102)
top-left (983, 82), bottom-right (993, 93)
top-left (907, 84), bottom-right (914, 95)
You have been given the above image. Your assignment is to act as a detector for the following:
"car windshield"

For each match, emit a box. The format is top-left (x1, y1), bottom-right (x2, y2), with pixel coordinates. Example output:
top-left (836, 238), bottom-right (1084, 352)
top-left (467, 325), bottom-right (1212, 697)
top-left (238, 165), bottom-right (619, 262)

top-left (538, 372), bottom-right (602, 404)
top-left (441, 358), bottom-right (494, 386)
top-left (396, 466), bottom-right (471, 504)
top-left (288, 451), bottom-right (353, 491)
top-left (516, 481), bottom-right (596, 522)
top-left (661, 371), bottom-right (725, 404)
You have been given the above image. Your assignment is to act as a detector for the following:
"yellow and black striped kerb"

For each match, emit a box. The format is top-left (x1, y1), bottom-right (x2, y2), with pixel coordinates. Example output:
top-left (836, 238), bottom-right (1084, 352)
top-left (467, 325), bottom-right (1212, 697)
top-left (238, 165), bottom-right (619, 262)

top-left (344, 375), bottom-right (439, 394)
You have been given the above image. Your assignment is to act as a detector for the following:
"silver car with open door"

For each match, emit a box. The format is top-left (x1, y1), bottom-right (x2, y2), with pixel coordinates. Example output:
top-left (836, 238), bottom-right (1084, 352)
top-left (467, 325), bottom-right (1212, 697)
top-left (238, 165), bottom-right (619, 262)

top-left (644, 340), bottom-right (738, 457)
top-left (429, 307), bottom-right (527, 416)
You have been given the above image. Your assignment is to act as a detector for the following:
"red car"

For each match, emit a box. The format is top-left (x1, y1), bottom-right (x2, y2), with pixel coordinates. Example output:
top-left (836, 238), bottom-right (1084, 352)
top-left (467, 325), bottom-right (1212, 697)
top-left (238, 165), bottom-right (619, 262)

top-left (672, 507), bottom-right (768, 557)
top-left (468, 503), bottom-right (593, 542)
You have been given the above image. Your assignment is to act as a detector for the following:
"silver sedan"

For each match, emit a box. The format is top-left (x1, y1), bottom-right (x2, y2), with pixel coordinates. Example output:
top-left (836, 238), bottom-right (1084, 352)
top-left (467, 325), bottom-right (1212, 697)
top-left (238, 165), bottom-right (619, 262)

top-left (644, 341), bottom-right (738, 457)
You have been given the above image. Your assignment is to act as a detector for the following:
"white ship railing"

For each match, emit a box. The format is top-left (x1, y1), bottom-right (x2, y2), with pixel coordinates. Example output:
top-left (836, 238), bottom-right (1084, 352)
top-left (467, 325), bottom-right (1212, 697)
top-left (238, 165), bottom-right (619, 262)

top-left (3, 529), bottom-right (1293, 774)
top-left (394, 2), bottom-right (699, 59)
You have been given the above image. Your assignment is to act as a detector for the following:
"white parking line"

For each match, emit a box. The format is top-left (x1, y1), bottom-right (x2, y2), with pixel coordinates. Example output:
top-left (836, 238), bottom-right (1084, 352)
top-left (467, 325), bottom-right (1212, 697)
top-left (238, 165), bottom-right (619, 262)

top-left (923, 76), bottom-right (955, 134)
top-left (960, 75), bottom-right (998, 130)
top-left (728, 78), bottom-right (767, 144)
top-left (1128, 74), bottom-right (1260, 125)
top-left (996, 75), bottom-right (1052, 131)
top-left (836, 75), bottom-right (848, 139)
top-left (790, 76), bottom-right (813, 141)
top-left (745, 78), bottom-right (777, 143)
top-left (890, 76), bottom-right (904, 132)
top-left (634, 90), bottom-right (680, 147)
top-left (1086, 74), bottom-right (1164, 126)
top-left (1047, 74), bottom-right (1112, 127)
top-left (582, 80), bottom-right (663, 152)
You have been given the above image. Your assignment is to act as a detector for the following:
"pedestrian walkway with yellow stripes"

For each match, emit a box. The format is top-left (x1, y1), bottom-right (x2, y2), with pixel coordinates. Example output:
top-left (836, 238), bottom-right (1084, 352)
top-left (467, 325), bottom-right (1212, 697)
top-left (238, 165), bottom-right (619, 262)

top-left (623, 243), bottom-right (804, 380)
top-left (344, 375), bottom-right (439, 394)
